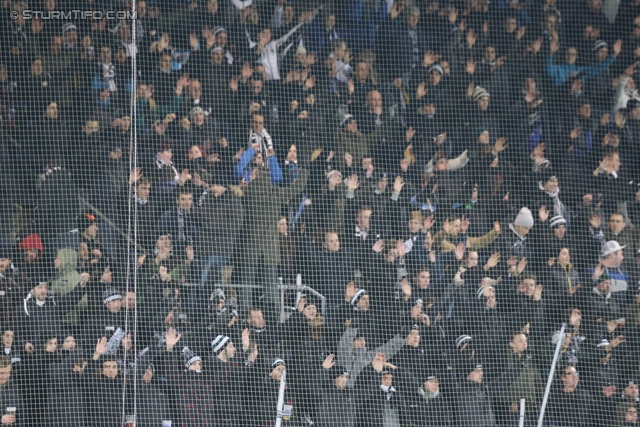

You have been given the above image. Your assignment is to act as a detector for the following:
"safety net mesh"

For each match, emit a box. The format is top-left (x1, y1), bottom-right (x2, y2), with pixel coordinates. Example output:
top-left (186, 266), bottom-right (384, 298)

top-left (1, 0), bottom-right (640, 426)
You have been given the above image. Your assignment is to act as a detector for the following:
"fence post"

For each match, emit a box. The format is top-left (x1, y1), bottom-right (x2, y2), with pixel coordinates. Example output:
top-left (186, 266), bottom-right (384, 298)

top-left (275, 369), bottom-right (287, 427)
top-left (538, 323), bottom-right (566, 427)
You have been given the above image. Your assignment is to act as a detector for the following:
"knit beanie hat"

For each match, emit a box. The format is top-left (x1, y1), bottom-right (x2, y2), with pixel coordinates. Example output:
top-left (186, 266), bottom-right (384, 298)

top-left (472, 86), bottom-right (490, 102)
top-left (514, 207), bottom-right (534, 227)
top-left (350, 289), bottom-right (368, 310)
top-left (549, 215), bottom-right (567, 229)
top-left (182, 346), bottom-right (201, 369)
top-left (211, 335), bottom-right (230, 355)
top-left (103, 287), bottom-right (123, 305)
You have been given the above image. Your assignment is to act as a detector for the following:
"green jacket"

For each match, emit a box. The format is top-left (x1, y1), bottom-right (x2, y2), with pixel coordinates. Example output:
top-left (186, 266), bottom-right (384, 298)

top-left (242, 168), bottom-right (309, 265)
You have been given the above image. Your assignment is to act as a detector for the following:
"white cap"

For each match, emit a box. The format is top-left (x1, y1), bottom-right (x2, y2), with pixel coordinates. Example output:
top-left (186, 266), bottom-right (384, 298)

top-left (601, 240), bottom-right (626, 258)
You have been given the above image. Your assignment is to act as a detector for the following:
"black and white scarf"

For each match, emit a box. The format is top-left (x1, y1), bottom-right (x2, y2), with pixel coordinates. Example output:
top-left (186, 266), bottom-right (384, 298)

top-left (101, 62), bottom-right (117, 91)
top-left (538, 182), bottom-right (566, 219)
top-left (380, 384), bottom-right (396, 400)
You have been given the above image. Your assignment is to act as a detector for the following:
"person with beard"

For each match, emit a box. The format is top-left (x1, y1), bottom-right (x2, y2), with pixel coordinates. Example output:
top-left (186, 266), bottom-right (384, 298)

top-left (47, 349), bottom-right (87, 427)
top-left (16, 233), bottom-right (44, 280)
top-left (14, 280), bottom-right (88, 358)
top-left (86, 337), bottom-right (130, 427)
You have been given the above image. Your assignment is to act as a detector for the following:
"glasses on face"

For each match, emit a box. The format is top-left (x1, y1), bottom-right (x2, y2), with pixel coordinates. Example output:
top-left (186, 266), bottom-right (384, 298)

top-left (564, 372), bottom-right (579, 377)
top-left (629, 410), bottom-right (638, 414)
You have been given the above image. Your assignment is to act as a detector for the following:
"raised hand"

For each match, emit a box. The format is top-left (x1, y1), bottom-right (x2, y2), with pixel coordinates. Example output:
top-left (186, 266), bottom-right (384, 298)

top-left (323, 354), bottom-right (336, 369)
top-left (485, 252), bottom-right (500, 269)
top-left (347, 174), bottom-right (360, 191)
top-left (455, 242), bottom-right (466, 260)
top-left (372, 240), bottom-right (385, 253)
top-left (242, 328), bottom-right (251, 351)
top-left (423, 215), bottom-right (436, 231)
top-left (94, 337), bottom-right (109, 356)
top-left (539, 206), bottom-right (550, 223)
top-left (166, 328), bottom-right (182, 350)
top-left (393, 175), bottom-right (406, 193)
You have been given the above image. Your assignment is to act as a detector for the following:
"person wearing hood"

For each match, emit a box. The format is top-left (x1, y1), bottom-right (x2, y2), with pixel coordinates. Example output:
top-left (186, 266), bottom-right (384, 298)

top-left (14, 280), bottom-right (87, 358)
top-left (585, 272), bottom-right (622, 329)
top-left (50, 248), bottom-right (88, 326)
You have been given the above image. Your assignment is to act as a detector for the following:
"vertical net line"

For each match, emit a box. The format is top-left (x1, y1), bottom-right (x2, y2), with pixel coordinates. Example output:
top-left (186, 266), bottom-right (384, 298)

top-left (123, 1), bottom-right (139, 424)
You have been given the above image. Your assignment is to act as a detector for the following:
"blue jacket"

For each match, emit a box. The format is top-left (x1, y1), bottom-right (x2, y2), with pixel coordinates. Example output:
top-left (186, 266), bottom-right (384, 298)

top-left (546, 55), bottom-right (616, 86)
top-left (234, 147), bottom-right (283, 184)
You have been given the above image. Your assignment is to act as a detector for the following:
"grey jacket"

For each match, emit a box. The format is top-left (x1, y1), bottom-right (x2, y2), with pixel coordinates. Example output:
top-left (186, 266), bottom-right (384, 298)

top-left (337, 327), bottom-right (405, 389)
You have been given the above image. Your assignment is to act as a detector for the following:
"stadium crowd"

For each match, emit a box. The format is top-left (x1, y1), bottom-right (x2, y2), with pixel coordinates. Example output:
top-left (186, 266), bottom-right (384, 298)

top-left (3, 0), bottom-right (640, 426)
